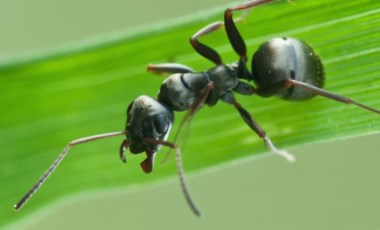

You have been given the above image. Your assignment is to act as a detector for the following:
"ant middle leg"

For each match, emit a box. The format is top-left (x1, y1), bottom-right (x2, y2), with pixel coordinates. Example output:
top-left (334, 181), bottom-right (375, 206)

top-left (189, 15), bottom-right (251, 65)
top-left (190, 21), bottom-right (224, 66)
top-left (189, 2), bottom-right (262, 66)
top-left (221, 91), bottom-right (295, 162)
top-left (190, 1), bottom-right (274, 74)
top-left (224, 0), bottom-right (274, 60)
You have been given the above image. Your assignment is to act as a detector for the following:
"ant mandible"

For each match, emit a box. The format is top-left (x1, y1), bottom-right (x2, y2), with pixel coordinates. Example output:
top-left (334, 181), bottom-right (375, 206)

top-left (14, 0), bottom-right (380, 217)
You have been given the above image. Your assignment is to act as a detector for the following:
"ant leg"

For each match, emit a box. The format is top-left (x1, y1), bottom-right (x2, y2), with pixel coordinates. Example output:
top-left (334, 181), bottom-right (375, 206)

top-left (161, 82), bottom-right (214, 164)
top-left (173, 82), bottom-right (214, 141)
top-left (189, 10), bottom-right (253, 65)
top-left (234, 102), bottom-right (295, 162)
top-left (228, 0), bottom-right (274, 12)
top-left (233, 81), bottom-right (256, 95)
top-left (222, 92), bottom-right (295, 162)
top-left (290, 79), bottom-right (380, 114)
top-left (143, 138), bottom-right (202, 217)
top-left (225, 0), bottom-right (274, 59)
top-left (190, 1), bottom-right (274, 65)
top-left (224, 0), bottom-right (276, 80)
top-left (14, 131), bottom-right (127, 211)
top-left (190, 22), bottom-right (224, 65)
top-left (147, 63), bottom-right (195, 75)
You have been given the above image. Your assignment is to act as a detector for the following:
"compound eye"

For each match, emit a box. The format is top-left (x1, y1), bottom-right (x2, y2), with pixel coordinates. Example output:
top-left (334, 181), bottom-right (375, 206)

top-left (153, 114), bottom-right (170, 135)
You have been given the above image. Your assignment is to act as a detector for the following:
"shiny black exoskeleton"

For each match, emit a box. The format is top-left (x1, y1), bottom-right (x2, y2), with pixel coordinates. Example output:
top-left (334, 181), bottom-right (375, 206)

top-left (15, 0), bottom-right (379, 217)
top-left (121, 95), bottom-right (174, 173)
top-left (252, 37), bottom-right (324, 100)
top-left (119, 0), bottom-right (379, 215)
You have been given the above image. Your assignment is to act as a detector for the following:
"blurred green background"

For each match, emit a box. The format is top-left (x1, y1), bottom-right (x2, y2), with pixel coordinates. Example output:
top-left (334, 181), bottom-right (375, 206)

top-left (1, 0), bottom-right (380, 230)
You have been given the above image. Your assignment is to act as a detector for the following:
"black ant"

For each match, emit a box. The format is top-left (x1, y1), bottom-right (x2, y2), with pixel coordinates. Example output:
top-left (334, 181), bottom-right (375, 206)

top-left (14, 0), bottom-right (380, 217)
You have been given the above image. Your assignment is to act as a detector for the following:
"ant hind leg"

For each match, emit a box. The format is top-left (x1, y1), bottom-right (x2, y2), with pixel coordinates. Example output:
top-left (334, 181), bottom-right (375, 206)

top-left (290, 79), bottom-right (380, 114)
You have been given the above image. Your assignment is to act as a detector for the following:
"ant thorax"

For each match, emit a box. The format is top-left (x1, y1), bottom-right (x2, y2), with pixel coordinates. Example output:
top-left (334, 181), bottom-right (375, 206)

top-left (158, 65), bottom-right (239, 111)
top-left (204, 65), bottom-right (239, 105)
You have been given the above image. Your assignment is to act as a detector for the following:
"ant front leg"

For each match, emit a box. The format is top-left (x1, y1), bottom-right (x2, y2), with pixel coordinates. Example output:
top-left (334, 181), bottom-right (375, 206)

top-left (175, 82), bottom-right (214, 137)
top-left (160, 82), bottom-right (214, 164)
top-left (222, 91), bottom-right (295, 162)
top-left (147, 63), bottom-right (195, 75)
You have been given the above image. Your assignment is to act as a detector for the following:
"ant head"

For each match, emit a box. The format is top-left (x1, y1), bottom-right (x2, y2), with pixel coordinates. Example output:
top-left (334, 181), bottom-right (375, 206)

top-left (126, 95), bottom-right (174, 154)
top-left (251, 37), bottom-right (325, 100)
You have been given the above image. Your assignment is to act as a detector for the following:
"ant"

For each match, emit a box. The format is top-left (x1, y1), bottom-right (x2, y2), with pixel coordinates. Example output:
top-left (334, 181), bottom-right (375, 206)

top-left (14, 0), bottom-right (380, 217)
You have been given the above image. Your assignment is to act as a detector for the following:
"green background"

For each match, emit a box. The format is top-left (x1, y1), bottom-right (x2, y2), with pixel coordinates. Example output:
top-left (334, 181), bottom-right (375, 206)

top-left (1, 0), bottom-right (380, 229)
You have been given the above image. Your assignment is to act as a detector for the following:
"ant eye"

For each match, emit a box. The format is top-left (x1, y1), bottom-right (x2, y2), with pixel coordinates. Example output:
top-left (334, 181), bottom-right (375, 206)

top-left (153, 114), bottom-right (169, 135)
top-left (290, 70), bottom-right (296, 79)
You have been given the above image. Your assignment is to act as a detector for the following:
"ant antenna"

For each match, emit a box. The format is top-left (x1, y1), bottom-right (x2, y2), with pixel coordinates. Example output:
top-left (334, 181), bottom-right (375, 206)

top-left (290, 80), bottom-right (380, 114)
top-left (14, 131), bottom-right (127, 211)
top-left (144, 138), bottom-right (202, 217)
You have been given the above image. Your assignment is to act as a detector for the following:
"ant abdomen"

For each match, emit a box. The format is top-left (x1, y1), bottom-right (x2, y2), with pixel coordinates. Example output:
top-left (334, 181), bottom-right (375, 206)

top-left (252, 37), bottom-right (325, 101)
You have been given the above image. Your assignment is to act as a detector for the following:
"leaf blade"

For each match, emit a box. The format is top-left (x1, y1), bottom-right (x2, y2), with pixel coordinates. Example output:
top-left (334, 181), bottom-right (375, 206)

top-left (1, 0), bottom-right (380, 226)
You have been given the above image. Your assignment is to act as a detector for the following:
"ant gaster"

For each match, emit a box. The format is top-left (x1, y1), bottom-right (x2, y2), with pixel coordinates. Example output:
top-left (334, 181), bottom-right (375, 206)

top-left (15, 0), bottom-right (380, 217)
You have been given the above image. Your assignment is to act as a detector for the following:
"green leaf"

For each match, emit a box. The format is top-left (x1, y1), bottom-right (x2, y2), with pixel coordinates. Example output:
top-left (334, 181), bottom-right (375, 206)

top-left (1, 0), bottom-right (379, 227)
